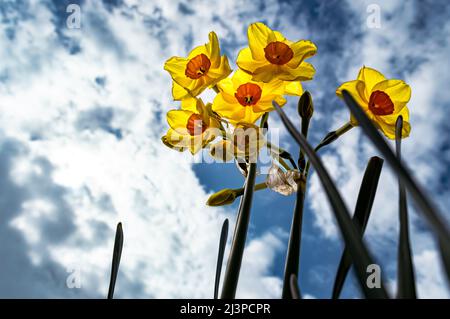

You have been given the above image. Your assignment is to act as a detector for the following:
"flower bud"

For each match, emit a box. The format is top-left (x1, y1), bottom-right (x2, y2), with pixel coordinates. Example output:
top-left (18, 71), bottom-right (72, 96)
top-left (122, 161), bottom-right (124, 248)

top-left (206, 189), bottom-right (239, 206)
top-left (298, 91), bottom-right (314, 119)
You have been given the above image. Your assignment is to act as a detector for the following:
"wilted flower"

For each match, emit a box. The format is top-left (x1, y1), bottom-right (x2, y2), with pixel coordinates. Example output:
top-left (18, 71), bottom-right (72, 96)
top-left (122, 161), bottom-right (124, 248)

top-left (336, 66), bottom-right (411, 139)
top-left (161, 98), bottom-right (220, 154)
top-left (265, 163), bottom-right (304, 196)
top-left (237, 22), bottom-right (317, 83)
top-left (164, 32), bottom-right (232, 100)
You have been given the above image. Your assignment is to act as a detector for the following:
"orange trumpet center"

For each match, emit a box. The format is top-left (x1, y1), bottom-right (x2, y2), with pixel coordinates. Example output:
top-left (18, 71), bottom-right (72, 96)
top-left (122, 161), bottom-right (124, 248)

top-left (186, 114), bottom-right (207, 136)
top-left (185, 54), bottom-right (211, 79)
top-left (369, 90), bottom-right (394, 116)
top-left (235, 83), bottom-right (262, 107)
top-left (264, 41), bottom-right (294, 65)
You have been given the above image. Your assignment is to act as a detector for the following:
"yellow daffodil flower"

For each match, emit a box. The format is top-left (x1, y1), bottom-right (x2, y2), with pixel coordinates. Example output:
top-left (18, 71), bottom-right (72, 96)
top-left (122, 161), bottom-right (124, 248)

top-left (336, 66), bottom-right (411, 139)
top-left (162, 98), bottom-right (221, 154)
top-left (237, 22), bottom-right (317, 83)
top-left (164, 32), bottom-right (232, 100)
top-left (212, 70), bottom-right (289, 124)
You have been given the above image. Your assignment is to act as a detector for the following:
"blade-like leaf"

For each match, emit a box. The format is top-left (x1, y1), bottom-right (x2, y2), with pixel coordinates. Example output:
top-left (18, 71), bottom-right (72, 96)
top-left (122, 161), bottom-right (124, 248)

top-left (341, 90), bottom-right (450, 282)
top-left (107, 222), bottom-right (123, 299)
top-left (290, 274), bottom-right (301, 299)
top-left (396, 116), bottom-right (417, 298)
top-left (221, 163), bottom-right (257, 299)
top-left (332, 156), bottom-right (384, 299)
top-left (273, 101), bottom-right (388, 299)
top-left (214, 219), bottom-right (229, 299)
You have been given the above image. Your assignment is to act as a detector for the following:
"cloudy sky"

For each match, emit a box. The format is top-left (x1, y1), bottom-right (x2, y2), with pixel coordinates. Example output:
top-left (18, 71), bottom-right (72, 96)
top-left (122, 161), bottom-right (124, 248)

top-left (0, 0), bottom-right (449, 298)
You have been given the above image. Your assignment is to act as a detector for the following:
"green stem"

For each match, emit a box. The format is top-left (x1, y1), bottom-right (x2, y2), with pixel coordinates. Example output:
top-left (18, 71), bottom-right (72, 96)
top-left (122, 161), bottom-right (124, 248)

top-left (395, 116), bottom-right (417, 299)
top-left (282, 113), bottom-right (310, 299)
top-left (221, 163), bottom-right (257, 299)
top-left (304, 122), bottom-right (354, 178)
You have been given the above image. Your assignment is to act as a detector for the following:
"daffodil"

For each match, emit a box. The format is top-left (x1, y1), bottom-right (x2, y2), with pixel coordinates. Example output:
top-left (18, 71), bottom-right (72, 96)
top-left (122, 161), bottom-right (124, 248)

top-left (336, 66), bottom-right (411, 139)
top-left (237, 22), bottom-right (317, 83)
top-left (212, 70), bottom-right (291, 124)
top-left (162, 98), bottom-right (221, 154)
top-left (164, 32), bottom-right (232, 100)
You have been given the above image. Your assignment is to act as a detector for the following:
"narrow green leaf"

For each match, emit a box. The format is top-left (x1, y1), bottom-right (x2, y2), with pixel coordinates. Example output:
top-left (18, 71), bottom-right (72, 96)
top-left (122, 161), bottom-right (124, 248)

top-left (214, 219), bottom-right (229, 299)
top-left (290, 274), bottom-right (301, 299)
top-left (107, 222), bottom-right (123, 299)
top-left (332, 156), bottom-right (384, 299)
top-left (341, 90), bottom-right (450, 282)
top-left (396, 116), bottom-right (417, 299)
top-left (273, 101), bottom-right (389, 299)
top-left (221, 162), bottom-right (257, 299)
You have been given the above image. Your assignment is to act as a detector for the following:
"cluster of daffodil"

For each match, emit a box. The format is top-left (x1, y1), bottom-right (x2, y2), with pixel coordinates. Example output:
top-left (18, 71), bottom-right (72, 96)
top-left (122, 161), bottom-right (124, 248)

top-left (162, 22), bottom-right (317, 161)
top-left (162, 22), bottom-right (412, 198)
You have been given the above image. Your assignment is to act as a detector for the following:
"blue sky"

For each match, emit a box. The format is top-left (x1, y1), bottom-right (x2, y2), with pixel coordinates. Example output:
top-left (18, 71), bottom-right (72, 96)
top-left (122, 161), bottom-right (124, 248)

top-left (0, 0), bottom-right (449, 298)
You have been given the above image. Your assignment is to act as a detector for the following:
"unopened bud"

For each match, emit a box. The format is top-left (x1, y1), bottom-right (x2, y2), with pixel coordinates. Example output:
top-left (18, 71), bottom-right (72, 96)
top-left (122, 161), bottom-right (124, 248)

top-left (298, 91), bottom-right (314, 119)
top-left (206, 189), bottom-right (239, 206)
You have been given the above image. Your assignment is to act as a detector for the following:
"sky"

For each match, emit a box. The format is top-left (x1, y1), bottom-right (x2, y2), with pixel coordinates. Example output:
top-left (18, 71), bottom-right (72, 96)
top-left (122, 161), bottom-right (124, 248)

top-left (0, 0), bottom-right (449, 298)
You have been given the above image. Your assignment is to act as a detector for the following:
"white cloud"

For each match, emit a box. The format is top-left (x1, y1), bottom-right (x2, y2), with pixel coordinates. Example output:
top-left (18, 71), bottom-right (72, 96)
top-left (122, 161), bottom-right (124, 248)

top-left (0, 0), bottom-right (285, 298)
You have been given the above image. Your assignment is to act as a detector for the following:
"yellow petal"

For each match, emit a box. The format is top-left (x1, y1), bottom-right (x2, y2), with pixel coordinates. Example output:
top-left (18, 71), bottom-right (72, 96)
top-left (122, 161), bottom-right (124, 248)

top-left (180, 97), bottom-right (200, 113)
top-left (188, 135), bottom-right (205, 154)
top-left (252, 64), bottom-right (283, 82)
top-left (372, 79), bottom-right (411, 111)
top-left (166, 109), bottom-right (192, 133)
top-left (163, 128), bottom-right (190, 149)
top-left (336, 80), bottom-right (368, 108)
top-left (207, 55), bottom-right (232, 80)
top-left (236, 47), bottom-right (267, 74)
top-left (278, 61), bottom-right (316, 81)
top-left (231, 69), bottom-right (254, 87)
top-left (187, 43), bottom-right (209, 60)
top-left (248, 22), bottom-right (275, 60)
top-left (286, 40), bottom-right (317, 69)
top-left (172, 82), bottom-right (191, 100)
top-left (206, 31), bottom-right (220, 68)
top-left (357, 66), bottom-right (386, 98)
top-left (212, 93), bottom-right (244, 121)
top-left (261, 79), bottom-right (285, 98)
top-left (283, 81), bottom-right (303, 96)
top-left (376, 107), bottom-right (411, 139)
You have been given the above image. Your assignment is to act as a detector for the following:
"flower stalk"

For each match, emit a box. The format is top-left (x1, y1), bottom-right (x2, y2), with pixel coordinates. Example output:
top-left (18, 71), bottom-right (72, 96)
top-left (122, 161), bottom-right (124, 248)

top-left (282, 91), bottom-right (312, 299)
top-left (220, 162), bottom-right (257, 299)
top-left (395, 116), bottom-right (417, 299)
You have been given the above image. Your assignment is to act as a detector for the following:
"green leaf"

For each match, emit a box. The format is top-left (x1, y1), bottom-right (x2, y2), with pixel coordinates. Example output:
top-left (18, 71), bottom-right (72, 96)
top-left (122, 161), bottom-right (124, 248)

top-left (273, 101), bottom-right (389, 299)
top-left (395, 116), bottom-right (417, 299)
top-left (341, 90), bottom-right (450, 283)
top-left (107, 222), bottom-right (123, 299)
top-left (332, 156), bottom-right (384, 299)
top-left (214, 219), bottom-right (229, 299)
top-left (221, 163), bottom-right (257, 299)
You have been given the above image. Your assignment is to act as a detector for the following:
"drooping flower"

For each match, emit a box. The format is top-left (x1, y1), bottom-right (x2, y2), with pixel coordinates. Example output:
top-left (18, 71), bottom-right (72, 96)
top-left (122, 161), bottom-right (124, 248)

top-left (212, 70), bottom-right (291, 124)
top-left (336, 66), bottom-right (411, 139)
top-left (164, 32), bottom-right (232, 100)
top-left (236, 22), bottom-right (317, 83)
top-left (265, 163), bottom-right (304, 196)
top-left (161, 98), bottom-right (220, 154)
